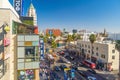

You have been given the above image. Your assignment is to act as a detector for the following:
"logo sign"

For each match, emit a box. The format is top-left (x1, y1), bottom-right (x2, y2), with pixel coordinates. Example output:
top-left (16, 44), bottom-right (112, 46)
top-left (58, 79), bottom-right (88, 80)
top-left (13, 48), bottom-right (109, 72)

top-left (14, 0), bottom-right (22, 15)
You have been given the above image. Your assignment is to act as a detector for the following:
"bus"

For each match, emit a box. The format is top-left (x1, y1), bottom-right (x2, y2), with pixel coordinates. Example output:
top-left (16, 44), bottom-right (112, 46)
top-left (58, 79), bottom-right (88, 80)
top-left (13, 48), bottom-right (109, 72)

top-left (82, 60), bottom-right (96, 69)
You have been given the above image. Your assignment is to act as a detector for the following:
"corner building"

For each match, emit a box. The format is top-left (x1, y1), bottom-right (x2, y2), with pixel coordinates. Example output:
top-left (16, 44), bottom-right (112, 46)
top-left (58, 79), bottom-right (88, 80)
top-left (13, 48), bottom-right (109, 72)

top-left (77, 40), bottom-right (119, 71)
top-left (0, 0), bottom-right (39, 80)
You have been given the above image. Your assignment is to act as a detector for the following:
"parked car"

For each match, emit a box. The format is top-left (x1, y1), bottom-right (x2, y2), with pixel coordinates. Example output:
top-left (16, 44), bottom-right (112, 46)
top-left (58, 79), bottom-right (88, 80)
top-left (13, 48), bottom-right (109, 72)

top-left (54, 66), bottom-right (61, 71)
top-left (87, 69), bottom-right (96, 74)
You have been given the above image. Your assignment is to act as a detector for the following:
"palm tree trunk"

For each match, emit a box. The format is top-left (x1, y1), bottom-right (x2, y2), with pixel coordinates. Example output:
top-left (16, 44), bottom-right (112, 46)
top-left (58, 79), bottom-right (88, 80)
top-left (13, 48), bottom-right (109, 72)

top-left (90, 43), bottom-right (93, 61)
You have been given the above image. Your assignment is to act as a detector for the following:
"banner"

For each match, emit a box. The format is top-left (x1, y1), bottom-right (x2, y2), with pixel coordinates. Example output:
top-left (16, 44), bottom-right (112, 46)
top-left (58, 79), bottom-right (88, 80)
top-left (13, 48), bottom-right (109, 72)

top-left (14, 0), bottom-right (22, 15)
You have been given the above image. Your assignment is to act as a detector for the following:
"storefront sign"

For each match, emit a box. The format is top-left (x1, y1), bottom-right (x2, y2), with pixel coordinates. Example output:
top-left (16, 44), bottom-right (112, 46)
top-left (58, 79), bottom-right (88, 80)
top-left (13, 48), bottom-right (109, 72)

top-left (4, 26), bottom-right (10, 32)
top-left (4, 38), bottom-right (10, 46)
top-left (14, 0), bottom-right (22, 15)
top-left (24, 41), bottom-right (32, 46)
top-left (18, 69), bottom-right (35, 80)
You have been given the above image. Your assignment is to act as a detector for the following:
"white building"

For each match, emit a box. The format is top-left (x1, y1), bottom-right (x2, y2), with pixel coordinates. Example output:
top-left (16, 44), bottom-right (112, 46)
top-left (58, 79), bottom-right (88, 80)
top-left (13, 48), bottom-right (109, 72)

top-left (27, 3), bottom-right (37, 26)
top-left (77, 40), bottom-right (119, 71)
top-left (78, 30), bottom-right (97, 41)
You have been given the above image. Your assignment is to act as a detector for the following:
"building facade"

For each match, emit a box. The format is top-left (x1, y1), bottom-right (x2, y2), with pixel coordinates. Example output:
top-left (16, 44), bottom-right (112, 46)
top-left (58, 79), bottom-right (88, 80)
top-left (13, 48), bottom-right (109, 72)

top-left (46, 29), bottom-right (61, 37)
top-left (77, 41), bottom-right (119, 71)
top-left (0, 0), bottom-right (39, 80)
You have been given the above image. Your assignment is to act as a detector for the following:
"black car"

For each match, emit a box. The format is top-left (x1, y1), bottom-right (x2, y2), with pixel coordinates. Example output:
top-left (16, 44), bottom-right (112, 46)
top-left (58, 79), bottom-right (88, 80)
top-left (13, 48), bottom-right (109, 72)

top-left (71, 65), bottom-right (78, 70)
top-left (78, 70), bottom-right (87, 78)
top-left (87, 69), bottom-right (96, 74)
top-left (54, 66), bottom-right (61, 71)
top-left (60, 65), bottom-right (67, 70)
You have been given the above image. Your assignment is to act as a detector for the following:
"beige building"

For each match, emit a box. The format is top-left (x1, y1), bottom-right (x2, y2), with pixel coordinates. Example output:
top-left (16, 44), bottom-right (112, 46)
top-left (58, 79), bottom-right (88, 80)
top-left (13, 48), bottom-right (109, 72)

top-left (77, 40), bottom-right (119, 71)
top-left (0, 0), bottom-right (21, 80)
top-left (0, 0), bottom-right (39, 80)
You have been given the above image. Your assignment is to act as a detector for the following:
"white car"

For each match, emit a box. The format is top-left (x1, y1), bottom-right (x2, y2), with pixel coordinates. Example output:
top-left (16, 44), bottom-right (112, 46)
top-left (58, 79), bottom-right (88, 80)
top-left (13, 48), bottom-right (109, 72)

top-left (87, 76), bottom-right (97, 80)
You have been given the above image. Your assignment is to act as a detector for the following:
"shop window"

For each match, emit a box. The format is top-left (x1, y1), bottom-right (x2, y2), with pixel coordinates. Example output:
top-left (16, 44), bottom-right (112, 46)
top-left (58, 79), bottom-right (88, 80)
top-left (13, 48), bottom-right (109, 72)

top-left (112, 56), bottom-right (115, 59)
top-left (112, 50), bottom-right (115, 53)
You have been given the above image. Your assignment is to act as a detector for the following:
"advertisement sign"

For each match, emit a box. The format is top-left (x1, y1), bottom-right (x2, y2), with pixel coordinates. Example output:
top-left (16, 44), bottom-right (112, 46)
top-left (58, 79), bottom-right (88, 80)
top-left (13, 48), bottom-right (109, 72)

top-left (39, 39), bottom-right (44, 60)
top-left (18, 69), bottom-right (35, 80)
top-left (14, 0), bottom-right (22, 15)
top-left (24, 41), bottom-right (32, 46)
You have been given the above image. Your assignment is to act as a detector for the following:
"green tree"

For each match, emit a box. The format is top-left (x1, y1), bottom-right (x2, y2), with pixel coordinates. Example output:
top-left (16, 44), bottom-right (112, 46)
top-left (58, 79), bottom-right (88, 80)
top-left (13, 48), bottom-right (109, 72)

top-left (77, 34), bottom-right (82, 40)
top-left (115, 40), bottom-right (120, 76)
top-left (67, 34), bottom-right (72, 44)
top-left (51, 39), bottom-right (57, 52)
top-left (72, 33), bottom-right (77, 44)
top-left (89, 34), bottom-right (96, 60)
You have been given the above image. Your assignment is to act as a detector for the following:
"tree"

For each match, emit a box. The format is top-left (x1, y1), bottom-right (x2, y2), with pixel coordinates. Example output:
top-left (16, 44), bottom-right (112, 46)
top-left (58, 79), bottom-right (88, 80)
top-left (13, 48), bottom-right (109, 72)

top-left (66, 34), bottom-right (72, 44)
top-left (51, 39), bottom-right (57, 52)
top-left (77, 34), bottom-right (82, 40)
top-left (72, 33), bottom-right (77, 44)
top-left (115, 40), bottom-right (120, 76)
top-left (89, 34), bottom-right (96, 60)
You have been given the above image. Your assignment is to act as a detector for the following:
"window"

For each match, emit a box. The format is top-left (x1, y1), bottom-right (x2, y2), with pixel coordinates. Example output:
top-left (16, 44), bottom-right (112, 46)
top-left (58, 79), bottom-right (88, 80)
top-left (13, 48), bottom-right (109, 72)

top-left (85, 45), bottom-right (87, 48)
top-left (96, 47), bottom-right (98, 50)
top-left (112, 56), bottom-right (115, 59)
top-left (96, 53), bottom-right (98, 56)
top-left (88, 45), bottom-right (90, 48)
top-left (88, 50), bottom-right (90, 53)
top-left (101, 54), bottom-right (105, 58)
top-left (112, 50), bottom-right (115, 53)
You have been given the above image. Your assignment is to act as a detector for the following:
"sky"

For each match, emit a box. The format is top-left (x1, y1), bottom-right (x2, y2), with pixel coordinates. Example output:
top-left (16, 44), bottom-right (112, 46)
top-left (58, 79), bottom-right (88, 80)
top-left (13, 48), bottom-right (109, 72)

top-left (9, 0), bottom-right (120, 32)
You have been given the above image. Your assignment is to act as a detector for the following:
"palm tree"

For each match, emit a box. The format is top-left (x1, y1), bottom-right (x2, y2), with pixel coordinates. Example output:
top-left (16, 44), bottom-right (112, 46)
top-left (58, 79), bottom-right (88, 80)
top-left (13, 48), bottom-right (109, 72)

top-left (72, 33), bottom-right (77, 45)
top-left (51, 39), bottom-right (57, 52)
top-left (76, 34), bottom-right (82, 40)
top-left (115, 40), bottom-right (120, 76)
top-left (66, 34), bottom-right (72, 45)
top-left (89, 34), bottom-right (96, 61)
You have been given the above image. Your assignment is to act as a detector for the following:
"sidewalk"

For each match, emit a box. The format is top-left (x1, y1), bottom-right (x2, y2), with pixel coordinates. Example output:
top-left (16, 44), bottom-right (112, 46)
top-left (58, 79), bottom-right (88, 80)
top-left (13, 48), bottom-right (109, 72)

top-left (95, 69), bottom-right (119, 80)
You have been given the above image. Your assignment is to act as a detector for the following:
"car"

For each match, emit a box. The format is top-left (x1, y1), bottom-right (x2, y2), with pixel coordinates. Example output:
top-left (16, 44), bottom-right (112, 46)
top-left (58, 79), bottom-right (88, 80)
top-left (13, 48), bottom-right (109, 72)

top-left (78, 62), bottom-right (84, 67)
top-left (87, 76), bottom-right (97, 80)
top-left (78, 70), bottom-right (87, 77)
top-left (87, 69), bottom-right (96, 74)
top-left (71, 65), bottom-right (78, 70)
top-left (54, 66), bottom-right (61, 71)
top-left (60, 65), bottom-right (67, 70)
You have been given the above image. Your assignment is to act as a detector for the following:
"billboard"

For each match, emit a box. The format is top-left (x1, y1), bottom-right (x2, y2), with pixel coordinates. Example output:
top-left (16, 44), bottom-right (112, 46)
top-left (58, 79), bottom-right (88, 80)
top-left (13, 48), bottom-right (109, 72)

top-left (14, 0), bottom-right (22, 15)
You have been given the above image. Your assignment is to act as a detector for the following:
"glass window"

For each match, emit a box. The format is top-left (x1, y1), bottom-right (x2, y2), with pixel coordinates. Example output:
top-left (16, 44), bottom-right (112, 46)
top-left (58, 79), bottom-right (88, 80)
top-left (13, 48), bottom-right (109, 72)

top-left (112, 56), bottom-right (115, 59)
top-left (25, 47), bottom-right (35, 62)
